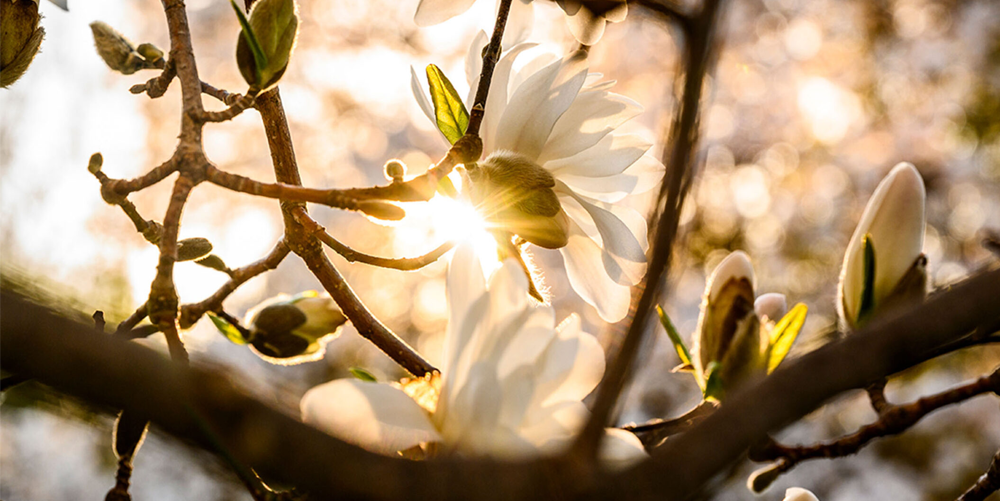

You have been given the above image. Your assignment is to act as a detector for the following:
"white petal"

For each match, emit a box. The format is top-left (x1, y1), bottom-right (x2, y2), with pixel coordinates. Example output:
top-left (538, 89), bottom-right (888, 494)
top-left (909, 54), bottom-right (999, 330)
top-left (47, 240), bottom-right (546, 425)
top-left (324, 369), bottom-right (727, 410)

top-left (559, 1), bottom-right (605, 46)
top-left (503, 0), bottom-right (535, 47)
top-left (754, 293), bottom-right (787, 323)
top-left (444, 243), bottom-right (488, 376)
top-left (497, 305), bottom-right (557, 379)
top-left (545, 133), bottom-right (650, 178)
top-left (560, 222), bottom-right (633, 321)
top-left (708, 250), bottom-right (756, 302)
top-left (494, 52), bottom-right (588, 160)
top-left (532, 314), bottom-right (606, 407)
top-left (410, 65), bottom-right (436, 127)
top-left (509, 52), bottom-right (560, 93)
top-left (599, 428), bottom-right (647, 471)
top-left (784, 488), bottom-right (820, 501)
top-left (414, 0), bottom-right (477, 26)
top-left (438, 361), bottom-right (503, 450)
top-left (539, 90), bottom-right (643, 163)
top-left (301, 380), bottom-right (441, 455)
top-left (562, 192), bottom-right (647, 286)
top-left (464, 31), bottom-right (489, 87)
top-left (521, 400), bottom-right (589, 450)
top-left (467, 42), bottom-right (537, 152)
top-left (839, 162), bottom-right (925, 325)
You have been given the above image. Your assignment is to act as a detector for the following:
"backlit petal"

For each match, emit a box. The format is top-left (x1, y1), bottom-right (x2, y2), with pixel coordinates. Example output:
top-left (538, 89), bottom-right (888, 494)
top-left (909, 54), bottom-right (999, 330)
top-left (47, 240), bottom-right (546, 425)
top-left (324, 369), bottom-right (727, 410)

top-left (301, 380), bottom-right (441, 455)
top-left (414, 0), bottom-right (477, 26)
top-left (559, 222), bottom-right (633, 321)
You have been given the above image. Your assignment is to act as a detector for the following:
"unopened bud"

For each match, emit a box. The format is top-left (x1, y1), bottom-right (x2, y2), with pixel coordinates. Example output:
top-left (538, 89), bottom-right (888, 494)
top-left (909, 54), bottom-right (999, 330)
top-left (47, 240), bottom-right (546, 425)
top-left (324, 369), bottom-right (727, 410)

top-left (1, 0), bottom-right (44, 88)
top-left (88, 153), bottom-right (104, 174)
top-left (234, 0), bottom-right (299, 92)
top-left (176, 237), bottom-right (213, 262)
top-left (747, 462), bottom-right (784, 493)
top-left (469, 150), bottom-right (568, 249)
top-left (135, 43), bottom-right (164, 64)
top-left (245, 291), bottom-right (347, 364)
top-left (383, 159), bottom-right (406, 182)
top-left (358, 200), bottom-right (405, 221)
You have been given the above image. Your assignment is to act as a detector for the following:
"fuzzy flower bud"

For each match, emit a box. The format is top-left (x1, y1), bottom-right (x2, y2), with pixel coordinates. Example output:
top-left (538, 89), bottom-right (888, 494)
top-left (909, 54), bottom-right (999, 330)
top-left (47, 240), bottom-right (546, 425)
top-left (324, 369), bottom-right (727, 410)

top-left (1, 0), bottom-right (44, 88)
top-left (245, 291), bottom-right (347, 364)
top-left (838, 163), bottom-right (927, 329)
top-left (90, 21), bottom-right (164, 75)
top-left (468, 150), bottom-right (570, 249)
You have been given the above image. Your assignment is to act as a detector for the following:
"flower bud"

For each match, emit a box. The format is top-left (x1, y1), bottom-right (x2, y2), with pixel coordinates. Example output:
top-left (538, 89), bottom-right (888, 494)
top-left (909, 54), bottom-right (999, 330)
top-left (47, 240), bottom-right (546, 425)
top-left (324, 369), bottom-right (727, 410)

top-left (176, 237), bottom-right (213, 262)
top-left (90, 21), bottom-right (162, 75)
top-left (234, 0), bottom-right (299, 92)
top-left (692, 251), bottom-right (765, 398)
top-left (838, 163), bottom-right (926, 329)
top-left (245, 291), bottom-right (347, 364)
top-left (88, 153), bottom-right (104, 175)
top-left (383, 159), bottom-right (406, 182)
top-left (1, 0), bottom-right (44, 88)
top-left (469, 150), bottom-right (569, 249)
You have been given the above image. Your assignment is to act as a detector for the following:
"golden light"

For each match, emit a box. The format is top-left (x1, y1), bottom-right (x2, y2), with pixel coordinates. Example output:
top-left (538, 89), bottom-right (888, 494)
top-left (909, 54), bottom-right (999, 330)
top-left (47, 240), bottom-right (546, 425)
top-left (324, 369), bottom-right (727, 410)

top-left (391, 173), bottom-right (500, 276)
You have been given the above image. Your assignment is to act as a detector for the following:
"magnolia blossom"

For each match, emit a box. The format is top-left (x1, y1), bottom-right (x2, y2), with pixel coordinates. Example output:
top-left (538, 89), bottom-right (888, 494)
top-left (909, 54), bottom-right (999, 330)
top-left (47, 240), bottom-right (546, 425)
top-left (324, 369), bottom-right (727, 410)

top-left (784, 487), bottom-right (820, 501)
top-left (413, 33), bottom-right (664, 321)
top-left (691, 251), bottom-right (788, 397)
top-left (838, 162), bottom-right (926, 328)
top-left (301, 244), bottom-right (645, 466)
top-left (414, 0), bottom-right (626, 46)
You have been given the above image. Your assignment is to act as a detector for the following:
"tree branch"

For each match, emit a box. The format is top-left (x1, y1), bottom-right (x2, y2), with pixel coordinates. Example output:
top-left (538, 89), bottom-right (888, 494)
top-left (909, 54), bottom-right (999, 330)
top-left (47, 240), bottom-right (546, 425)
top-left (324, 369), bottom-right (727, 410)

top-left (573, 0), bottom-right (724, 461)
top-left (291, 207), bottom-right (455, 271)
top-left (958, 448), bottom-right (1000, 501)
top-left (747, 367), bottom-right (1000, 488)
top-left (621, 401), bottom-right (718, 450)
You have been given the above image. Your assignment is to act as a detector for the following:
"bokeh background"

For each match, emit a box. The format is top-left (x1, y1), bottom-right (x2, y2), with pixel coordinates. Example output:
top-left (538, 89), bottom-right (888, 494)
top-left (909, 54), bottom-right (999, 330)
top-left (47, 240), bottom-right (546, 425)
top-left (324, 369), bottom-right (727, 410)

top-left (1, 0), bottom-right (998, 499)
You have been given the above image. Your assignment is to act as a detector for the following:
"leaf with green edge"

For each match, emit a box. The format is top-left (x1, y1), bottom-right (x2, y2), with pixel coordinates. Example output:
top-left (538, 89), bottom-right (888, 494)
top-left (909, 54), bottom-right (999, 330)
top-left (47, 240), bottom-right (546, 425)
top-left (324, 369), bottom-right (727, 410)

top-left (208, 312), bottom-right (248, 345)
top-left (766, 303), bottom-right (808, 374)
top-left (349, 367), bottom-right (377, 383)
top-left (857, 234), bottom-right (877, 326)
top-left (657, 305), bottom-right (691, 366)
top-left (231, 0), bottom-right (267, 84)
top-left (703, 361), bottom-right (724, 401)
top-left (426, 64), bottom-right (469, 144)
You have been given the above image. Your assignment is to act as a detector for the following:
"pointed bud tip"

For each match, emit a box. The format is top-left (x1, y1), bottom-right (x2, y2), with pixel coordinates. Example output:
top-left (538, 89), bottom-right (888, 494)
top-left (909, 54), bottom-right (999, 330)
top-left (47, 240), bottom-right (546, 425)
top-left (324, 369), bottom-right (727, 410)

top-left (708, 251), bottom-right (756, 301)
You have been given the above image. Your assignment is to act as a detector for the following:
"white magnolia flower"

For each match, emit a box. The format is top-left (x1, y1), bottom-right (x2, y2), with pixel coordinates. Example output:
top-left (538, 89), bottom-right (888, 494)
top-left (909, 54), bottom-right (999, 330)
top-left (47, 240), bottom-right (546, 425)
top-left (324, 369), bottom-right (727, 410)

top-left (838, 162), bottom-right (926, 328)
top-left (413, 33), bottom-right (664, 321)
top-left (414, 0), bottom-right (626, 46)
top-left (301, 243), bottom-right (646, 466)
top-left (784, 487), bottom-right (820, 501)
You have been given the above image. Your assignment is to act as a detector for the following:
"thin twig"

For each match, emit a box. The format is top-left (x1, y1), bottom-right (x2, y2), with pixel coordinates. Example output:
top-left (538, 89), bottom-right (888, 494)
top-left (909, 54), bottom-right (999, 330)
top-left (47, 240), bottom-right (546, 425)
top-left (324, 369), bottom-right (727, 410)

top-left (129, 58), bottom-right (177, 98)
top-left (958, 448), bottom-right (1000, 501)
top-left (94, 157), bottom-right (178, 199)
top-left (748, 367), bottom-right (1000, 484)
top-left (114, 302), bottom-right (149, 336)
top-left (179, 240), bottom-right (290, 328)
top-left (199, 93), bottom-right (256, 123)
top-left (465, 0), bottom-right (512, 137)
top-left (292, 208), bottom-right (455, 271)
top-left (201, 81), bottom-right (242, 105)
top-left (573, 0), bottom-right (725, 462)
top-left (621, 400), bottom-right (718, 450)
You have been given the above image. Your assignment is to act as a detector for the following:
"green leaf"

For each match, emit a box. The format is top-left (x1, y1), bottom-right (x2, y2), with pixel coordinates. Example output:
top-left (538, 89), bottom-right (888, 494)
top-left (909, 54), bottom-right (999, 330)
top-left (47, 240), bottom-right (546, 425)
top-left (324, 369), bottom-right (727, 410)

top-left (857, 234), bottom-right (877, 325)
top-left (766, 303), bottom-right (808, 373)
top-left (437, 176), bottom-right (459, 198)
top-left (231, 0), bottom-right (267, 85)
top-left (657, 305), bottom-right (691, 366)
top-left (426, 64), bottom-right (470, 144)
top-left (208, 312), bottom-right (248, 345)
top-left (703, 361), bottom-right (724, 401)
top-left (349, 367), bottom-right (377, 383)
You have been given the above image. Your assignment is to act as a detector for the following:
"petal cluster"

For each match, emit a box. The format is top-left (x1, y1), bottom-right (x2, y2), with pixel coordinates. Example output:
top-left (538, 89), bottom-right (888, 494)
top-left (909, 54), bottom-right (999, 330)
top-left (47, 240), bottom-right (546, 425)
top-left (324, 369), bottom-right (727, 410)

top-left (301, 244), bottom-right (645, 465)
top-left (414, 34), bottom-right (664, 321)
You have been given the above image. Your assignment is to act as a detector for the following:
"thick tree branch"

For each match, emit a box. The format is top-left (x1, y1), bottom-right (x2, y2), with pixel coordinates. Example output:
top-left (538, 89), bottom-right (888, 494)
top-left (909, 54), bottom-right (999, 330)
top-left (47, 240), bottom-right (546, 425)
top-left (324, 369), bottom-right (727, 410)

top-left (3, 268), bottom-right (999, 500)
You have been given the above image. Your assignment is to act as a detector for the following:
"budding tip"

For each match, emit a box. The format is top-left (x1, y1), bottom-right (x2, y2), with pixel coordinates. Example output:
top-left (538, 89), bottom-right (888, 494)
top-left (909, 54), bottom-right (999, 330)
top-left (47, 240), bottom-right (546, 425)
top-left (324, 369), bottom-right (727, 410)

top-left (88, 153), bottom-right (104, 174)
top-left (708, 251), bottom-right (756, 301)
